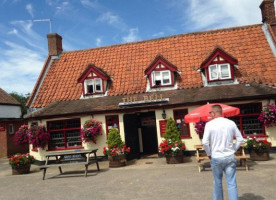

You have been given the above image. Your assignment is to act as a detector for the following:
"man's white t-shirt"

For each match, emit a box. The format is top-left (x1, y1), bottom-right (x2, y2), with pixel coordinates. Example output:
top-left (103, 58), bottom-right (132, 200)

top-left (202, 117), bottom-right (244, 158)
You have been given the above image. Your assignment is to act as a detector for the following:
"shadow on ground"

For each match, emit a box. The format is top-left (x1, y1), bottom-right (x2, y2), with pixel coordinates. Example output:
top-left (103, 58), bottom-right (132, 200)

top-left (239, 193), bottom-right (265, 200)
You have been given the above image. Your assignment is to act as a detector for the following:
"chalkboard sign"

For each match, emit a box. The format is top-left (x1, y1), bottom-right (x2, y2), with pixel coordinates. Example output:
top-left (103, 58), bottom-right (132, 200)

top-left (159, 120), bottom-right (167, 137)
top-left (62, 154), bottom-right (84, 162)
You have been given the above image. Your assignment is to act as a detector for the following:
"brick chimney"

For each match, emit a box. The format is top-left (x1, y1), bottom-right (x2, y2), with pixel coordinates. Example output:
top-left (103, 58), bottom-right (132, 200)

top-left (47, 33), bottom-right (63, 56)
top-left (260, 0), bottom-right (276, 24)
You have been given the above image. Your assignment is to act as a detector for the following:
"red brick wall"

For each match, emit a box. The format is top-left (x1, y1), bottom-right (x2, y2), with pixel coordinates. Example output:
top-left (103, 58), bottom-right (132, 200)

top-left (0, 128), bottom-right (7, 158)
top-left (0, 120), bottom-right (29, 158)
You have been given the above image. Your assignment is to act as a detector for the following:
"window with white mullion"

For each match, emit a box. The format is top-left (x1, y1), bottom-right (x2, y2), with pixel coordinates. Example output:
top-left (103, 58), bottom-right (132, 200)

top-left (219, 64), bottom-right (231, 79)
top-left (209, 65), bottom-right (218, 80)
top-left (162, 71), bottom-right (171, 85)
top-left (85, 79), bottom-right (94, 94)
top-left (151, 70), bottom-right (171, 86)
top-left (208, 64), bottom-right (231, 80)
top-left (95, 78), bottom-right (102, 92)
top-left (84, 78), bottom-right (102, 94)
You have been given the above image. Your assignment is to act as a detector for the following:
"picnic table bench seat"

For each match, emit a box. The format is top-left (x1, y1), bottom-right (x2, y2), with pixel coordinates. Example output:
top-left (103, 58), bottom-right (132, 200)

top-left (40, 149), bottom-right (100, 180)
top-left (194, 144), bottom-right (249, 172)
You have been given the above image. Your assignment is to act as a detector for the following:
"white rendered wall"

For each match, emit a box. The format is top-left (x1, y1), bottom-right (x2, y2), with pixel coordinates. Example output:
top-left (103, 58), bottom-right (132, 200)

top-left (0, 105), bottom-right (21, 118)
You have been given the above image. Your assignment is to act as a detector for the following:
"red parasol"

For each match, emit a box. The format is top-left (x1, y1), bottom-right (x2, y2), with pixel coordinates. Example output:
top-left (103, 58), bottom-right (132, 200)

top-left (184, 103), bottom-right (240, 123)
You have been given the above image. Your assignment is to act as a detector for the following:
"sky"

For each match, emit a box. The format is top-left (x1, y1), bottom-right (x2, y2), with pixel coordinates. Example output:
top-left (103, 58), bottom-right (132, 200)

top-left (0, 0), bottom-right (273, 96)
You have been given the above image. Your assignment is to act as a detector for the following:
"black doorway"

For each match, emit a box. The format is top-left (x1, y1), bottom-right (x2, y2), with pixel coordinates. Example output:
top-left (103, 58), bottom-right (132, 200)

top-left (140, 112), bottom-right (158, 154)
top-left (123, 114), bottom-right (140, 160)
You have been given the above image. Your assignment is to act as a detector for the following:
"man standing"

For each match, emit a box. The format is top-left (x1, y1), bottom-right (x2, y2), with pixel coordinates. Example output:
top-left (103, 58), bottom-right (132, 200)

top-left (202, 105), bottom-right (244, 200)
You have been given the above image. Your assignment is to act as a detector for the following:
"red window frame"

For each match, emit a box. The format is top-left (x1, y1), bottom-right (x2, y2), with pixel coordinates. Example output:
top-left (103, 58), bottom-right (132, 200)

top-left (150, 68), bottom-right (174, 88)
top-left (83, 77), bottom-right (105, 95)
top-left (228, 103), bottom-right (266, 137)
top-left (47, 118), bottom-right (82, 151)
top-left (105, 115), bottom-right (120, 136)
top-left (206, 58), bottom-right (234, 82)
top-left (173, 109), bottom-right (191, 139)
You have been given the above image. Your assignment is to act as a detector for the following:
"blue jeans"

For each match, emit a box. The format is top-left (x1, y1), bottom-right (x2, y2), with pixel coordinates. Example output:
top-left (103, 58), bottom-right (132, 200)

top-left (210, 154), bottom-right (238, 200)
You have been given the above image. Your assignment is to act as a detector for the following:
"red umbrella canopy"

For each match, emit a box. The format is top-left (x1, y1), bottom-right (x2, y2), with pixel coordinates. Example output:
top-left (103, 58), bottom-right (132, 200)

top-left (184, 103), bottom-right (240, 123)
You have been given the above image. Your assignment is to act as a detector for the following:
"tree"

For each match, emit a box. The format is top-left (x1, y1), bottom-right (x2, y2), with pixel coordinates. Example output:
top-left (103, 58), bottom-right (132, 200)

top-left (9, 92), bottom-right (30, 117)
top-left (163, 117), bottom-right (181, 142)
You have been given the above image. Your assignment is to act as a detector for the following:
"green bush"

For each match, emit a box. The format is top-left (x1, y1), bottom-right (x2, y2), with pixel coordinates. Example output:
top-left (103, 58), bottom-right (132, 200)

top-left (163, 117), bottom-right (181, 142)
top-left (107, 128), bottom-right (124, 148)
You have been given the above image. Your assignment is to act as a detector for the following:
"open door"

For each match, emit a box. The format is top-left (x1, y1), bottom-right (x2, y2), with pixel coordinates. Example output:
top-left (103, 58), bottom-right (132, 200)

top-left (123, 114), bottom-right (140, 160)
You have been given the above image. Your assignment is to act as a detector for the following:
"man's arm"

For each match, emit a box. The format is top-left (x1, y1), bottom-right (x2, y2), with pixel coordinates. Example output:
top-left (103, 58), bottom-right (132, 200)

top-left (202, 123), bottom-right (211, 157)
top-left (234, 124), bottom-right (244, 151)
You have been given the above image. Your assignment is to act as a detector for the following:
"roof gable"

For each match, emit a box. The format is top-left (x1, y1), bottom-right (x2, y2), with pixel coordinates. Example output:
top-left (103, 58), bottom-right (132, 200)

top-left (77, 64), bottom-right (110, 83)
top-left (144, 55), bottom-right (178, 75)
top-left (200, 46), bottom-right (238, 69)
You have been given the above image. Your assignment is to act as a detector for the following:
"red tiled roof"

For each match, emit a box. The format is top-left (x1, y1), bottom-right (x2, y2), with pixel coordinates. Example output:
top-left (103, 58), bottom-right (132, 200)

top-left (0, 88), bottom-right (20, 105)
top-left (29, 24), bottom-right (276, 108)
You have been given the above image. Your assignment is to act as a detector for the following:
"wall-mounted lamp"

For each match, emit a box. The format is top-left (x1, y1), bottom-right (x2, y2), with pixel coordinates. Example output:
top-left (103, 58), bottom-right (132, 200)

top-left (162, 109), bottom-right (167, 119)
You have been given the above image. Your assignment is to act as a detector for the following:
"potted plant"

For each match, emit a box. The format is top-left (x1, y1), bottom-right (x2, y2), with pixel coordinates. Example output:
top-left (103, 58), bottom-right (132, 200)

top-left (103, 128), bottom-right (130, 168)
top-left (81, 119), bottom-right (102, 144)
top-left (159, 117), bottom-right (186, 164)
top-left (244, 137), bottom-right (272, 161)
top-left (9, 153), bottom-right (35, 175)
top-left (258, 103), bottom-right (276, 127)
top-left (13, 124), bottom-right (29, 146)
top-left (194, 121), bottom-right (206, 139)
top-left (28, 125), bottom-right (50, 149)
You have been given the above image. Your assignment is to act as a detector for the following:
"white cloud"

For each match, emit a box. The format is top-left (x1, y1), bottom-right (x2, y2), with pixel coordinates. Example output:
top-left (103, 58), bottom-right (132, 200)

top-left (152, 32), bottom-right (165, 37)
top-left (9, 20), bottom-right (45, 51)
top-left (122, 28), bottom-right (140, 43)
top-left (56, 1), bottom-right (70, 13)
top-left (97, 12), bottom-right (127, 30)
top-left (0, 41), bottom-right (44, 94)
top-left (170, 0), bottom-right (273, 31)
top-left (96, 37), bottom-right (102, 46)
top-left (26, 3), bottom-right (34, 18)
top-left (8, 28), bottom-right (18, 35)
top-left (80, 0), bottom-right (102, 10)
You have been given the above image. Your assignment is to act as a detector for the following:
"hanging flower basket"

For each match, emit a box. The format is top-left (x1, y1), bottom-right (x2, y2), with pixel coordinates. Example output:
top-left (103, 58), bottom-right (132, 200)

top-left (28, 125), bottom-right (50, 149)
top-left (13, 125), bottom-right (29, 146)
top-left (194, 121), bottom-right (206, 139)
top-left (81, 119), bottom-right (102, 144)
top-left (258, 103), bottom-right (276, 127)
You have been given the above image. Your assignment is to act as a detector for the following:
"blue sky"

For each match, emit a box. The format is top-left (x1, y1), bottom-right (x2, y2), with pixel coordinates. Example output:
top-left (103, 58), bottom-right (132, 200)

top-left (0, 0), bottom-right (271, 96)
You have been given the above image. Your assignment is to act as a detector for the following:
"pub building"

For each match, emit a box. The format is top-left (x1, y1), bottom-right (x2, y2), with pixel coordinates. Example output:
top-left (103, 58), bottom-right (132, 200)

top-left (26, 0), bottom-right (276, 161)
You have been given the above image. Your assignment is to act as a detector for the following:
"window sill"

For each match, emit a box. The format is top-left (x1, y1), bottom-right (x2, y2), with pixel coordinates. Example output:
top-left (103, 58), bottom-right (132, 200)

top-left (181, 137), bottom-right (192, 139)
top-left (47, 147), bottom-right (84, 151)
top-left (243, 135), bottom-right (268, 138)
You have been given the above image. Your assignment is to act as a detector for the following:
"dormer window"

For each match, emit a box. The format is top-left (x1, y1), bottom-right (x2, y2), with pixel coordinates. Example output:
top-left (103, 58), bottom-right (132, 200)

top-left (151, 70), bottom-right (172, 86)
top-left (209, 63), bottom-right (231, 80)
top-left (78, 64), bottom-right (110, 97)
top-left (200, 47), bottom-right (238, 86)
top-left (145, 55), bottom-right (178, 89)
top-left (84, 78), bottom-right (103, 94)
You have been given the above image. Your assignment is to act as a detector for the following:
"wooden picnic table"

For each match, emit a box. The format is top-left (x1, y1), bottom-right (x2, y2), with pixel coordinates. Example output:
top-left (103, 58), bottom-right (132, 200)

top-left (40, 149), bottom-right (100, 180)
top-left (194, 144), bottom-right (249, 172)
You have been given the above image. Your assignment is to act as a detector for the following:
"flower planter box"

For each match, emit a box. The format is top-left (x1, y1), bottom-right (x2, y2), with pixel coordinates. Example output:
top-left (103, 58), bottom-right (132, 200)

top-left (12, 164), bottom-right (31, 175)
top-left (108, 154), bottom-right (126, 168)
top-left (165, 153), bottom-right (184, 164)
top-left (250, 149), bottom-right (270, 161)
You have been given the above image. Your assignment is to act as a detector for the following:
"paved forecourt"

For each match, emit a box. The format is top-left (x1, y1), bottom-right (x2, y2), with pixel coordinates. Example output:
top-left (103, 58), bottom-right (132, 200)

top-left (0, 155), bottom-right (275, 200)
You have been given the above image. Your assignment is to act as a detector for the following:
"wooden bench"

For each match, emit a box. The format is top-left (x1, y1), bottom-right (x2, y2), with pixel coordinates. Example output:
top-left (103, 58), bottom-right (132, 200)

top-left (40, 149), bottom-right (100, 180)
top-left (194, 144), bottom-right (249, 172)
